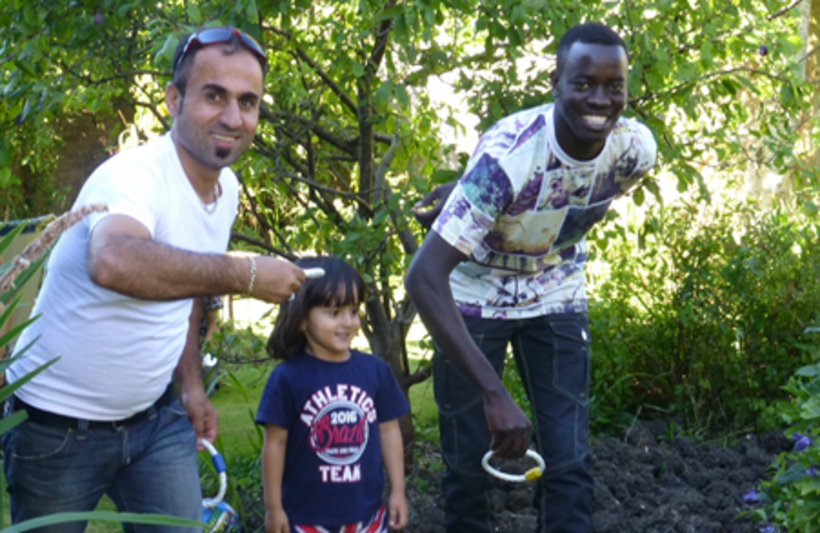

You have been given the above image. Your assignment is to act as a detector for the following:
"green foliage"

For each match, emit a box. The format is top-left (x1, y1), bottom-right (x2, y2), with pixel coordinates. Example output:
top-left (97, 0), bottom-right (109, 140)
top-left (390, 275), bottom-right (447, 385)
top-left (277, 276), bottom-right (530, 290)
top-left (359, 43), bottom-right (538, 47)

top-left (586, 197), bottom-right (820, 437)
top-left (1, 1), bottom-right (817, 454)
top-left (755, 363), bottom-right (820, 531)
top-left (3, 512), bottom-right (201, 533)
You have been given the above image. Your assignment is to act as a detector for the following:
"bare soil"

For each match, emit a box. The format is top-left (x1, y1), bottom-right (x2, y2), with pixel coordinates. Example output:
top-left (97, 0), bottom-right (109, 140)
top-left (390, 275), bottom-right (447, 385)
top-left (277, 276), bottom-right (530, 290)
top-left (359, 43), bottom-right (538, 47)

top-left (400, 420), bottom-right (790, 533)
top-left (242, 420), bottom-right (791, 532)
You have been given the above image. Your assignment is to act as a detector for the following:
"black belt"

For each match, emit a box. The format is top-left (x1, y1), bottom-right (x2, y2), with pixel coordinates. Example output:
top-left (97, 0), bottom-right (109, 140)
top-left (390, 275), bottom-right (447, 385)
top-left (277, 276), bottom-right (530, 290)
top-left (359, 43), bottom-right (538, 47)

top-left (11, 385), bottom-right (178, 430)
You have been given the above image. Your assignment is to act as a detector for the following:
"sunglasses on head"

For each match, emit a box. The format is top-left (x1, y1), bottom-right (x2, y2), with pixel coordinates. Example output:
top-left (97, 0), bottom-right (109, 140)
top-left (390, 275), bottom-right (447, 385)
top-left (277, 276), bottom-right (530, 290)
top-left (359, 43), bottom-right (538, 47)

top-left (174, 27), bottom-right (267, 72)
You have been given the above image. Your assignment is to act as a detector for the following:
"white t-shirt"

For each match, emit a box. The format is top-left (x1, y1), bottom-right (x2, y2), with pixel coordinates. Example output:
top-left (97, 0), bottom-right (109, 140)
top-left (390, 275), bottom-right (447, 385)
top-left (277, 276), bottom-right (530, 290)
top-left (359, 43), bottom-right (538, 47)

top-left (8, 134), bottom-right (239, 420)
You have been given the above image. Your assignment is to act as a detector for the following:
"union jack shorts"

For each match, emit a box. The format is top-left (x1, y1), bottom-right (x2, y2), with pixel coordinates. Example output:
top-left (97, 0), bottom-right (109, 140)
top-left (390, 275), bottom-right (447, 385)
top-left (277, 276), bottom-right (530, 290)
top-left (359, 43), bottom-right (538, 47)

top-left (294, 505), bottom-right (387, 533)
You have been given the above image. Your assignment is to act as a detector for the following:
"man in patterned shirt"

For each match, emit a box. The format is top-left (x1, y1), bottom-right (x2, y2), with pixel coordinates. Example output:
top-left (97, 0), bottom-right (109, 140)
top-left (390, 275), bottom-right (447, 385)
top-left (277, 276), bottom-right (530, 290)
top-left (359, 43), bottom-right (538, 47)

top-left (405, 23), bottom-right (657, 533)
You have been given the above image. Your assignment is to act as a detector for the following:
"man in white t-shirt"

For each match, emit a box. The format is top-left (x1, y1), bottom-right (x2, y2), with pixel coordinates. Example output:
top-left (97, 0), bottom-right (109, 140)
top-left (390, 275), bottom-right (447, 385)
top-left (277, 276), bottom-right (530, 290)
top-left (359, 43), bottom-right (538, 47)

top-left (4, 27), bottom-right (306, 532)
top-left (406, 23), bottom-right (657, 533)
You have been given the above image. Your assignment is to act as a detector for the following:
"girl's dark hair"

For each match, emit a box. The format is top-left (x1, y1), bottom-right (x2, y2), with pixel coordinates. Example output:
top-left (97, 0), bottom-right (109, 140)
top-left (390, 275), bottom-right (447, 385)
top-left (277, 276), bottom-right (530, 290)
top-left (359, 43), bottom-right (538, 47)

top-left (266, 256), bottom-right (365, 360)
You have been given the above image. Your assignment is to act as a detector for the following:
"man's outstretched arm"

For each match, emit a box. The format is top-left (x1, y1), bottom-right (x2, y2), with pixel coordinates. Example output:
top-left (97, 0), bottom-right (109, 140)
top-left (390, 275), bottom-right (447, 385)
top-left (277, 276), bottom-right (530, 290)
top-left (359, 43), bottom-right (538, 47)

top-left (405, 232), bottom-right (531, 458)
top-left (88, 214), bottom-right (305, 303)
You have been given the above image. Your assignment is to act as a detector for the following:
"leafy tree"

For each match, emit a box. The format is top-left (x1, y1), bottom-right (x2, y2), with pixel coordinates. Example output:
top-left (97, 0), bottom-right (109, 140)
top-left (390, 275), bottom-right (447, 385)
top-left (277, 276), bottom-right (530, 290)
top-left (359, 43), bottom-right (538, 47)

top-left (1, 0), bottom-right (813, 450)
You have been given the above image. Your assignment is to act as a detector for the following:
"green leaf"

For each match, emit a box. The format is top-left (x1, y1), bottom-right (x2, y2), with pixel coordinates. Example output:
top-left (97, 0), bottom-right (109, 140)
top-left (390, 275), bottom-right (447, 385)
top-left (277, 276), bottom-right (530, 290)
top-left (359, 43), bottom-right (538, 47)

top-left (780, 84), bottom-right (795, 107)
top-left (23, 2), bottom-right (37, 26)
top-left (0, 352), bottom-right (53, 406)
top-left (633, 186), bottom-right (645, 206)
top-left (13, 60), bottom-right (36, 78)
top-left (508, 27), bottom-right (523, 47)
top-left (431, 169), bottom-right (458, 183)
top-left (374, 80), bottom-right (393, 107)
top-left (795, 364), bottom-right (820, 377)
top-left (0, 410), bottom-right (28, 435)
top-left (448, 0), bottom-right (471, 10)
top-left (643, 179), bottom-right (660, 201)
top-left (801, 395), bottom-right (820, 419)
top-left (187, 4), bottom-right (203, 23)
top-left (0, 220), bottom-right (28, 257)
top-left (394, 83), bottom-right (410, 110)
top-left (4, 512), bottom-right (203, 533)
top-left (246, 0), bottom-right (259, 24)
top-left (734, 75), bottom-right (760, 95)
top-left (379, 5), bottom-right (404, 20)
top-left (373, 209), bottom-right (389, 225)
top-left (490, 20), bottom-right (505, 39)
top-left (116, 3), bottom-right (131, 17)
top-left (155, 35), bottom-right (179, 66)
top-left (0, 243), bottom-right (50, 304)
top-left (0, 138), bottom-right (12, 167)
top-left (392, 13), bottom-right (408, 44)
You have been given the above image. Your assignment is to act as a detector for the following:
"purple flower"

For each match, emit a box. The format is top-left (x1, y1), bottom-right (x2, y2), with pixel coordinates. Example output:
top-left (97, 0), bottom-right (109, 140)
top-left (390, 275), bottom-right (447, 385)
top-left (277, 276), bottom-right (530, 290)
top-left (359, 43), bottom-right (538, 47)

top-left (743, 489), bottom-right (760, 504)
top-left (806, 465), bottom-right (818, 477)
top-left (759, 526), bottom-right (778, 533)
top-left (758, 45), bottom-right (768, 56)
top-left (793, 433), bottom-right (811, 452)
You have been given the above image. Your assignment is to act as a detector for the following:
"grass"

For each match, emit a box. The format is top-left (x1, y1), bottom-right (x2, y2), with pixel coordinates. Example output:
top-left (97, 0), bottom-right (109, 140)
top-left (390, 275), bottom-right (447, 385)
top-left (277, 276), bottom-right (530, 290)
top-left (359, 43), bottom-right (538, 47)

top-left (0, 331), bottom-right (440, 533)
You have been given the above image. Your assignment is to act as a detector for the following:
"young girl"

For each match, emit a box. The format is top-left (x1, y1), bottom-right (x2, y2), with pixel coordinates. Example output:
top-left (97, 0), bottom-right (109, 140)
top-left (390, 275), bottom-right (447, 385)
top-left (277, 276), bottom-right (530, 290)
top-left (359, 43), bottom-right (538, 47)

top-left (256, 256), bottom-right (409, 533)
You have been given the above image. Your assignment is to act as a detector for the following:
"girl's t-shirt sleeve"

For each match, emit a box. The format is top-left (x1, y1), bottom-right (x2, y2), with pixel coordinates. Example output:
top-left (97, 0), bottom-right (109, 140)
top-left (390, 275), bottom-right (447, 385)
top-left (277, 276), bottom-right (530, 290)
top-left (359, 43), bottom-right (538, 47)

top-left (255, 365), bottom-right (295, 429)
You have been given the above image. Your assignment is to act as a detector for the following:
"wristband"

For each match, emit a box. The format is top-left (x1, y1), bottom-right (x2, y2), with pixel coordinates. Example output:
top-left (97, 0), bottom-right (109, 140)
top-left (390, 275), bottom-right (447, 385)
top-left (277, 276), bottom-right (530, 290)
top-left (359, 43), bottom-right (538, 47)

top-left (246, 256), bottom-right (257, 296)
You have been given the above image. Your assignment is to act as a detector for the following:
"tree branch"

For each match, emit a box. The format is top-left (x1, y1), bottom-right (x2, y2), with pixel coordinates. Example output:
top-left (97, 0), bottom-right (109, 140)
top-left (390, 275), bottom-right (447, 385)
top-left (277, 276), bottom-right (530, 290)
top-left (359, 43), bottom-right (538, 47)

top-left (267, 25), bottom-right (358, 115)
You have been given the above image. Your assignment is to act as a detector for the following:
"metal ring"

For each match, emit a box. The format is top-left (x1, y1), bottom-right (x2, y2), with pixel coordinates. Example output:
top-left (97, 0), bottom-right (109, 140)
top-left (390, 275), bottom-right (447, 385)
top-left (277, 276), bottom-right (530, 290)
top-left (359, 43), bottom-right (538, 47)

top-left (481, 449), bottom-right (546, 483)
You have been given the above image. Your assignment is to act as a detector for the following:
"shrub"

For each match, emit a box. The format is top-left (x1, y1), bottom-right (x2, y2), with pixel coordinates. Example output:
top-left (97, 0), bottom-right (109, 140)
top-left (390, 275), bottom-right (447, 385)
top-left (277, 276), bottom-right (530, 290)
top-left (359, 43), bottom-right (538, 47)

top-left (754, 361), bottom-right (820, 531)
top-left (586, 199), bottom-right (820, 437)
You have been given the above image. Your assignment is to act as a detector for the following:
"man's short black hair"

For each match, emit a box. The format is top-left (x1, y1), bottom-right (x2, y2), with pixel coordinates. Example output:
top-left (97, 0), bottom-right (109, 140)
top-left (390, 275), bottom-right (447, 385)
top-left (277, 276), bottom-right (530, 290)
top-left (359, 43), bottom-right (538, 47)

top-left (555, 23), bottom-right (628, 76)
top-left (171, 31), bottom-right (268, 96)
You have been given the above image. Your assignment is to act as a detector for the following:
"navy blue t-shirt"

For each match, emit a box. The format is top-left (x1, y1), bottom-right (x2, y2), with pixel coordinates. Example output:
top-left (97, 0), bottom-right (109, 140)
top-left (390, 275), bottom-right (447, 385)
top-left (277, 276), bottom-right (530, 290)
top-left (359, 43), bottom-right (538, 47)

top-left (255, 350), bottom-right (409, 525)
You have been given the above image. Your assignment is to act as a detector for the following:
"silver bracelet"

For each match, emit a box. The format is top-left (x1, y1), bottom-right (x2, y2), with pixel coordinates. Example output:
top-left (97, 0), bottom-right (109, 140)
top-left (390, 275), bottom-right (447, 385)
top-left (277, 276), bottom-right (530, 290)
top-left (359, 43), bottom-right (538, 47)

top-left (246, 256), bottom-right (257, 296)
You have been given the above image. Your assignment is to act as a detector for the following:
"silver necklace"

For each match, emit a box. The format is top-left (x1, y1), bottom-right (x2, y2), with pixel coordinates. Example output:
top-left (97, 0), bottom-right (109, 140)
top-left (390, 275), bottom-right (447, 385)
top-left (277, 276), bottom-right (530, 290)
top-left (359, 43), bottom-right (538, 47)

top-left (202, 182), bottom-right (221, 214)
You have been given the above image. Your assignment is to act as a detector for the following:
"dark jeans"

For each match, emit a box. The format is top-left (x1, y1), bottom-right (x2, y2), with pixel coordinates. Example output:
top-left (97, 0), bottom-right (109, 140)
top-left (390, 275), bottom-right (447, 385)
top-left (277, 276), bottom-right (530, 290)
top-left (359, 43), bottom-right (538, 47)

top-left (2, 397), bottom-right (202, 533)
top-left (433, 313), bottom-right (593, 533)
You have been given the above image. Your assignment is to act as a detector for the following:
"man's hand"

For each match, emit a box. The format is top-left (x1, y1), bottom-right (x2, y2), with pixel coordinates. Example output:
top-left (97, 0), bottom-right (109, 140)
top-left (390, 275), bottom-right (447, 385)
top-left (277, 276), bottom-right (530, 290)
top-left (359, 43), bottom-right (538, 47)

top-left (412, 181), bottom-right (457, 229)
top-left (180, 385), bottom-right (218, 450)
top-left (250, 256), bottom-right (307, 303)
top-left (484, 389), bottom-right (531, 459)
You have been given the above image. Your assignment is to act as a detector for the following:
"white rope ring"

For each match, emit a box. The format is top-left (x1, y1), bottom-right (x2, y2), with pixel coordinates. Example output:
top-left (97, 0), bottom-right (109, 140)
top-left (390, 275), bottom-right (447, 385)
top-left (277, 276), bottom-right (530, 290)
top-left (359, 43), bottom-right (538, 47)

top-left (482, 449), bottom-right (546, 483)
top-left (200, 439), bottom-right (228, 508)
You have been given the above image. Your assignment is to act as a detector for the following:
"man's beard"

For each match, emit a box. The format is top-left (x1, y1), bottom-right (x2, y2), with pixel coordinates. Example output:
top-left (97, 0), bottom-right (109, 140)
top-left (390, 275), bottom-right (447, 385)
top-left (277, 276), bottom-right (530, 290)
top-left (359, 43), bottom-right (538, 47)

top-left (215, 147), bottom-right (230, 159)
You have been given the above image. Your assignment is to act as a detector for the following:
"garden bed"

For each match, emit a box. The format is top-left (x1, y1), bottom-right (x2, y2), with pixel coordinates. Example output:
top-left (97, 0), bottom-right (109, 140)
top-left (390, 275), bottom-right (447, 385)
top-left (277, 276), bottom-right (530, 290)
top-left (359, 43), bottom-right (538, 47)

top-left (241, 420), bottom-right (791, 532)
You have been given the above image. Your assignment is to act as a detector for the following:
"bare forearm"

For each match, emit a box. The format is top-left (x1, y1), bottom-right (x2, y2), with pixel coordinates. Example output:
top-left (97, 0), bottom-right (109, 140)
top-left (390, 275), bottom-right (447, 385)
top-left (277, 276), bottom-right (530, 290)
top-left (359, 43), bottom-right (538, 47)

top-left (174, 300), bottom-right (204, 389)
top-left (90, 235), bottom-right (248, 300)
top-left (262, 427), bottom-right (288, 512)
top-left (405, 243), bottom-right (504, 397)
top-left (407, 234), bottom-right (530, 457)
top-left (380, 420), bottom-right (406, 493)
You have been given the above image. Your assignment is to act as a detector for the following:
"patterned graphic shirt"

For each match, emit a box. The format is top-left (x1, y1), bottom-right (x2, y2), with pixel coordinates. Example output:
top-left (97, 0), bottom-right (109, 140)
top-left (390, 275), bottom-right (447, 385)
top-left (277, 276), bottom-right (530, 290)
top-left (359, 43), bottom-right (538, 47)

top-left (433, 103), bottom-right (657, 319)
